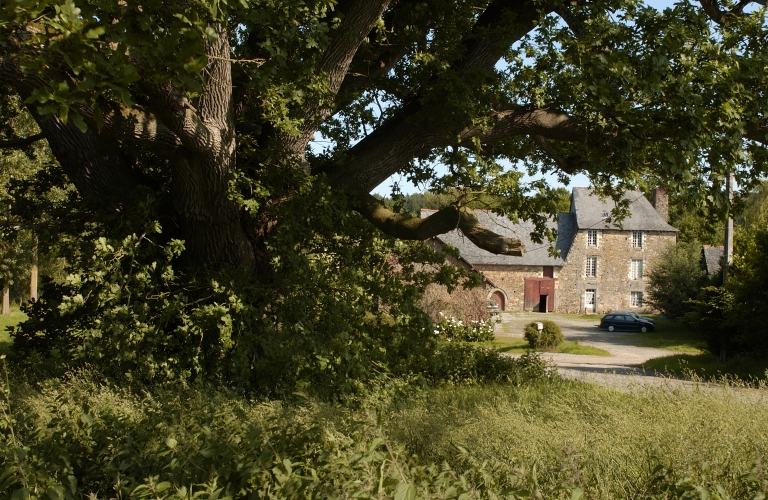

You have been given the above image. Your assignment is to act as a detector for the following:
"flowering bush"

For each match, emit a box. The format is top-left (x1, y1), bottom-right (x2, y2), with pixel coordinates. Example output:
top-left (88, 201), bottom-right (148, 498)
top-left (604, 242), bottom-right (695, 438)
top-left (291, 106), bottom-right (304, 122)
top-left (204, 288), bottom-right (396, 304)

top-left (433, 314), bottom-right (496, 342)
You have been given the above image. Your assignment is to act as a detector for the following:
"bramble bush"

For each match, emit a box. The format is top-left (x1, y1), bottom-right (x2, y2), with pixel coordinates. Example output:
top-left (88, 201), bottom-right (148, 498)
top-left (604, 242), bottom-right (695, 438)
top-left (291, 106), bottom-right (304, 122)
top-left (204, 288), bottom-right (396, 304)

top-left (523, 320), bottom-right (564, 350)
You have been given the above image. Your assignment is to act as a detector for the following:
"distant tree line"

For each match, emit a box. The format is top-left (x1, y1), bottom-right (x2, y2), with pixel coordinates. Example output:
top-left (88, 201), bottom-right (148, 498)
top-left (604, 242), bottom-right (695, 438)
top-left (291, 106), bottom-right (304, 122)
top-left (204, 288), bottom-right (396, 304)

top-left (376, 187), bottom-right (572, 216)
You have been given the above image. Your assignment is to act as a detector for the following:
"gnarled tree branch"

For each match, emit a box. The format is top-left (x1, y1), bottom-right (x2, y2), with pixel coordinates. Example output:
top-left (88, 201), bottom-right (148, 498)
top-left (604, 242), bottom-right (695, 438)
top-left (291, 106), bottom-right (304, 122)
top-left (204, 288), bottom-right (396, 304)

top-left (88, 99), bottom-right (183, 151)
top-left (355, 191), bottom-right (525, 255)
top-left (698, 0), bottom-right (765, 24)
top-left (281, 0), bottom-right (392, 157)
top-left (326, 104), bottom-right (604, 192)
top-left (0, 53), bottom-right (139, 202)
top-left (746, 122), bottom-right (768, 145)
top-left (141, 80), bottom-right (219, 155)
top-left (0, 132), bottom-right (45, 149)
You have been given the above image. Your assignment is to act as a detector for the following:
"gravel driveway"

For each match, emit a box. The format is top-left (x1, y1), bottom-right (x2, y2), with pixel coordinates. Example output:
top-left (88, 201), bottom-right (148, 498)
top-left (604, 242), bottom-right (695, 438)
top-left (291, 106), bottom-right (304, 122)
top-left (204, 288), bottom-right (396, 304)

top-left (495, 312), bottom-right (704, 391)
top-left (495, 312), bottom-right (768, 400)
top-left (496, 312), bottom-right (675, 373)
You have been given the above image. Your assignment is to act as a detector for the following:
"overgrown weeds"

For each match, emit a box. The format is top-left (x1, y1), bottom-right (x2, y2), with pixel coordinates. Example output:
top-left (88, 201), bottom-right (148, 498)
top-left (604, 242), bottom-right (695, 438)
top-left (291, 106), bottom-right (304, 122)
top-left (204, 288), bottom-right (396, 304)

top-left (2, 361), bottom-right (768, 499)
top-left (385, 379), bottom-right (768, 498)
top-left (0, 358), bottom-right (555, 499)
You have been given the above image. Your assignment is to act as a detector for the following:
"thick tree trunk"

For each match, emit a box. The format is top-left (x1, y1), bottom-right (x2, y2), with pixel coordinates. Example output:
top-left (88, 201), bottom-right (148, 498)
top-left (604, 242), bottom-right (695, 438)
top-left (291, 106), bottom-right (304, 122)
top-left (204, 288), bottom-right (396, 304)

top-left (171, 149), bottom-right (254, 269)
top-left (30, 235), bottom-right (38, 302)
top-left (1, 282), bottom-right (9, 315)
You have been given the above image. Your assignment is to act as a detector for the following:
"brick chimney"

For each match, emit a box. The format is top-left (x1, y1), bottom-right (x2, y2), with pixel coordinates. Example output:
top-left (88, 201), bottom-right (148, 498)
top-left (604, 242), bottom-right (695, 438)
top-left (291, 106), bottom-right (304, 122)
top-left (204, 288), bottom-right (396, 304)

top-left (652, 188), bottom-right (669, 222)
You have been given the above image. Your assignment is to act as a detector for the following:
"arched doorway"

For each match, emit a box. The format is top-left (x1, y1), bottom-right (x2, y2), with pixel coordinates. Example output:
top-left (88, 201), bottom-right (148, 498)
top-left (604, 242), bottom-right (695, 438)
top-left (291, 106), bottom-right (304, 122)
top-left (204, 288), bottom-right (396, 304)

top-left (490, 290), bottom-right (506, 311)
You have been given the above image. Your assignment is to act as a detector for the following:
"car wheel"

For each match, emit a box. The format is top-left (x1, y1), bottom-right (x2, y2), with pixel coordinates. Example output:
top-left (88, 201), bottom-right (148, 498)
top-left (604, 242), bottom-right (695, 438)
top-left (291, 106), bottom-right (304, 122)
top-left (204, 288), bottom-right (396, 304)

top-left (641, 326), bottom-right (648, 333)
top-left (608, 325), bottom-right (615, 332)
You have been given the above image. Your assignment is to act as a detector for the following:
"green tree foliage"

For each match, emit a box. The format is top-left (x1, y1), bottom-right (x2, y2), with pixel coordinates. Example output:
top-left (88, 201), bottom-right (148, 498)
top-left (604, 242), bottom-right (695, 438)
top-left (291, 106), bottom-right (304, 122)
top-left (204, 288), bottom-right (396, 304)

top-left (1, 0), bottom-right (767, 390)
top-left (645, 241), bottom-right (708, 319)
top-left (723, 226), bottom-right (768, 356)
top-left (668, 193), bottom-right (725, 246)
top-left (687, 182), bottom-right (768, 357)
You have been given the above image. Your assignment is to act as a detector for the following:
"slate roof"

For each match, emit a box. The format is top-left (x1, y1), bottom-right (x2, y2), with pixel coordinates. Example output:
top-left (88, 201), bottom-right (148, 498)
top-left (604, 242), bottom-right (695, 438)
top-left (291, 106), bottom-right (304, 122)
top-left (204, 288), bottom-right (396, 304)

top-left (422, 187), bottom-right (676, 267)
top-left (571, 187), bottom-right (677, 232)
top-left (702, 245), bottom-right (725, 278)
top-left (422, 209), bottom-right (576, 266)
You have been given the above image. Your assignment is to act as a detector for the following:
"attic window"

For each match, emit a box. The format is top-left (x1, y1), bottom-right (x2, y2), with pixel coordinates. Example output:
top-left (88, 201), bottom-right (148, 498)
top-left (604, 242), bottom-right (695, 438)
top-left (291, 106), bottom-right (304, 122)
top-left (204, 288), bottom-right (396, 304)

top-left (602, 211), bottom-right (610, 218)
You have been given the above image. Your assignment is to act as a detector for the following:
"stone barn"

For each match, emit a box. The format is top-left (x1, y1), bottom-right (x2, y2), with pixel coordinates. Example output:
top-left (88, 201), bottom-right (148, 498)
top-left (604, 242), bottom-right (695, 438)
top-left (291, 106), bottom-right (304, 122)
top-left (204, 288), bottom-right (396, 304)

top-left (422, 187), bottom-right (677, 314)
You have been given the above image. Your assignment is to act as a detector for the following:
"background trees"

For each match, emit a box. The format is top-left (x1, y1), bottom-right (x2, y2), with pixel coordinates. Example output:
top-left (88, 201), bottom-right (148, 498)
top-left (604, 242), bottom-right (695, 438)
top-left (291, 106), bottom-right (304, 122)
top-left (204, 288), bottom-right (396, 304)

top-left (645, 241), bottom-right (708, 319)
top-left (688, 181), bottom-right (768, 357)
top-left (0, 96), bottom-right (59, 313)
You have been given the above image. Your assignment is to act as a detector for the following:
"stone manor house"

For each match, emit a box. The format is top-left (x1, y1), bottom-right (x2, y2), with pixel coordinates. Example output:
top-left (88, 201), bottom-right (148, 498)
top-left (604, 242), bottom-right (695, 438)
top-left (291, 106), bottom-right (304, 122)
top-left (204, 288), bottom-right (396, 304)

top-left (422, 187), bottom-right (677, 314)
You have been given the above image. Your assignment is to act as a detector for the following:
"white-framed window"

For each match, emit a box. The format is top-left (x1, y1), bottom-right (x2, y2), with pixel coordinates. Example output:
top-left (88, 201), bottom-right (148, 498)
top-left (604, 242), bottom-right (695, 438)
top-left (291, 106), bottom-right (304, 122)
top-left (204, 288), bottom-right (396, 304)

top-left (587, 230), bottom-right (598, 247)
top-left (632, 231), bottom-right (644, 248)
top-left (631, 259), bottom-right (644, 279)
top-left (585, 289), bottom-right (596, 306)
top-left (586, 256), bottom-right (597, 277)
top-left (630, 291), bottom-right (644, 307)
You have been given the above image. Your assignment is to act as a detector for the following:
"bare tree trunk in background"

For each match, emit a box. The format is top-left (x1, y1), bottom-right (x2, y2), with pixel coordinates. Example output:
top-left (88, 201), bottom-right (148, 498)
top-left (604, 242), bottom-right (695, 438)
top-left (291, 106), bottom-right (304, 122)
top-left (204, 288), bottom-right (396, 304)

top-left (30, 234), bottom-right (38, 302)
top-left (2, 282), bottom-right (9, 315)
top-left (721, 171), bottom-right (735, 362)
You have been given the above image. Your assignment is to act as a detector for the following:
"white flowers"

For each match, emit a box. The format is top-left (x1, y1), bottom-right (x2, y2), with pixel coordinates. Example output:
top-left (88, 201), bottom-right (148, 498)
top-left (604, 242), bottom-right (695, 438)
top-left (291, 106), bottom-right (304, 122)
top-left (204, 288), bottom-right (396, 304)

top-left (430, 316), bottom-right (495, 342)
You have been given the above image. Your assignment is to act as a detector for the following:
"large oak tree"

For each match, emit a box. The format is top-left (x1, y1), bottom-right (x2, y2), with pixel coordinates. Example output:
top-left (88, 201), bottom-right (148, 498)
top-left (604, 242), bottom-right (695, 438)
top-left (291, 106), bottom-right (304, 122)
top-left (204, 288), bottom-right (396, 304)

top-left (1, 0), bottom-right (767, 389)
top-left (2, 0), bottom-right (765, 272)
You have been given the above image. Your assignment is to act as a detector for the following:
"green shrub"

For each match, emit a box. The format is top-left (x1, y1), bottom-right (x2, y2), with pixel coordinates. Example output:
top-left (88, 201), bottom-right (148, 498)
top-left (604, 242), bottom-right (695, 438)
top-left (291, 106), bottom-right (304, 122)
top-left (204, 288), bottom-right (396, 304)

top-left (523, 320), bottom-right (564, 349)
top-left (420, 346), bottom-right (553, 385)
top-left (645, 241), bottom-right (708, 319)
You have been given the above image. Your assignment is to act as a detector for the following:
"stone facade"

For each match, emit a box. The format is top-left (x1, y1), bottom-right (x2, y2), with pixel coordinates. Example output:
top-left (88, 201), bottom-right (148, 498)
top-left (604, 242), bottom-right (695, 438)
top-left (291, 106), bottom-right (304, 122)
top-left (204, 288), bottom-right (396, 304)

top-left (475, 264), bottom-right (562, 311)
top-left (423, 188), bottom-right (678, 314)
top-left (555, 229), bottom-right (676, 313)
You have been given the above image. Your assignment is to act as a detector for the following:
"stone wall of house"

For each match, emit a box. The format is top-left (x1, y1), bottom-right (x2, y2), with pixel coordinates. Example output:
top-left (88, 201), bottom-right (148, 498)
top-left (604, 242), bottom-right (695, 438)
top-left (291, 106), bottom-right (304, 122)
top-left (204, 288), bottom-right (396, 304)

top-left (475, 264), bottom-right (562, 311)
top-left (555, 229), bottom-right (676, 313)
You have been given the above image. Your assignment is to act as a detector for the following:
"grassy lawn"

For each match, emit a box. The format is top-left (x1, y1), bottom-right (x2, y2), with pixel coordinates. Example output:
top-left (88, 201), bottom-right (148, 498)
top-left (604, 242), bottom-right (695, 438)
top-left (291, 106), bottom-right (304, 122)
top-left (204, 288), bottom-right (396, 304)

top-left (475, 336), bottom-right (611, 356)
top-left (624, 317), bottom-right (707, 353)
top-left (0, 305), bottom-right (25, 352)
top-left (533, 313), bottom-right (706, 353)
top-left (644, 352), bottom-right (768, 382)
